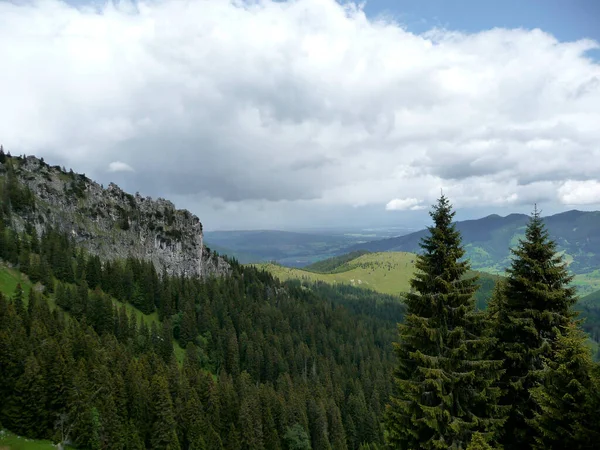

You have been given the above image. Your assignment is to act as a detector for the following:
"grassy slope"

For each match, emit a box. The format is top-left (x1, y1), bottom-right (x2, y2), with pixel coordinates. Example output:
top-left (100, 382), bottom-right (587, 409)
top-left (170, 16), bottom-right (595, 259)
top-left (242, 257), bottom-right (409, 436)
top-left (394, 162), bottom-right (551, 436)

top-left (0, 265), bottom-right (33, 297)
top-left (256, 251), bottom-right (499, 308)
top-left (256, 252), bottom-right (416, 296)
top-left (572, 270), bottom-right (600, 296)
top-left (0, 429), bottom-right (59, 450)
top-left (304, 250), bottom-right (372, 273)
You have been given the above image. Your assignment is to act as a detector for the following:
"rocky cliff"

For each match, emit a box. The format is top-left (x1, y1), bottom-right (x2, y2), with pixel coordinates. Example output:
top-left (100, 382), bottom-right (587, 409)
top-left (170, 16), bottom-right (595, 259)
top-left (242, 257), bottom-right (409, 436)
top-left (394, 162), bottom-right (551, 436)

top-left (0, 153), bottom-right (229, 278)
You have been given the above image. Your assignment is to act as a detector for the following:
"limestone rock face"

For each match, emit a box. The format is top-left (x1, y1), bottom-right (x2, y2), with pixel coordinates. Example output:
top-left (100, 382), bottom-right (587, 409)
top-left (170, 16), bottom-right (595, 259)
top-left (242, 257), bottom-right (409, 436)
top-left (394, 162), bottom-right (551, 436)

top-left (2, 155), bottom-right (229, 278)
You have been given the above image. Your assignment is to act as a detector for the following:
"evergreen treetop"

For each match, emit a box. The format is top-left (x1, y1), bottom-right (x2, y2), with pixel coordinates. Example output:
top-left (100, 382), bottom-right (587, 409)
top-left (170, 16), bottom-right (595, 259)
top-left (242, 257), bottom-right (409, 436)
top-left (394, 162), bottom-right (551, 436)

top-left (493, 206), bottom-right (579, 449)
top-left (385, 195), bottom-right (504, 450)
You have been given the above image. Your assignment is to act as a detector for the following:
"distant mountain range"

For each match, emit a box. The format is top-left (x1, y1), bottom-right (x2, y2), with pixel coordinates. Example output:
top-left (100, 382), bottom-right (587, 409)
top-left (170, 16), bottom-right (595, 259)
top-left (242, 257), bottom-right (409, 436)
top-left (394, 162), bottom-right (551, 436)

top-left (344, 210), bottom-right (600, 276)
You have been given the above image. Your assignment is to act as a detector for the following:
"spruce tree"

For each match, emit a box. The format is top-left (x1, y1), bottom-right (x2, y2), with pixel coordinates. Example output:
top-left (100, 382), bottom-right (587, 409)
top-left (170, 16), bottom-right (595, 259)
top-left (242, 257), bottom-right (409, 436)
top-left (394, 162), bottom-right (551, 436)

top-left (466, 432), bottom-right (493, 450)
top-left (530, 324), bottom-right (600, 449)
top-left (385, 195), bottom-right (504, 449)
top-left (492, 207), bottom-right (578, 449)
top-left (150, 374), bottom-right (181, 450)
top-left (13, 283), bottom-right (25, 317)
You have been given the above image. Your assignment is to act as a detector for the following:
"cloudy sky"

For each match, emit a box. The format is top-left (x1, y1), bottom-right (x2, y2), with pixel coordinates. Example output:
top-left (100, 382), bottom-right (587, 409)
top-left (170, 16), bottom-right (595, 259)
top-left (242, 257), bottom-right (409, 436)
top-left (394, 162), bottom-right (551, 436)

top-left (1, 0), bottom-right (599, 230)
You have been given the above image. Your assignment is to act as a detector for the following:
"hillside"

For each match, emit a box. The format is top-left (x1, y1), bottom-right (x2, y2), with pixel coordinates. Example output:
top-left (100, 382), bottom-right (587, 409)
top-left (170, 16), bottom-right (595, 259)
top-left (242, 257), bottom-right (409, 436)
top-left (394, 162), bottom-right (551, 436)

top-left (0, 153), bottom-right (228, 278)
top-left (0, 151), bottom-right (401, 449)
top-left (304, 250), bottom-right (372, 273)
top-left (344, 210), bottom-right (600, 291)
top-left (256, 252), bottom-right (417, 295)
top-left (255, 251), bottom-right (500, 309)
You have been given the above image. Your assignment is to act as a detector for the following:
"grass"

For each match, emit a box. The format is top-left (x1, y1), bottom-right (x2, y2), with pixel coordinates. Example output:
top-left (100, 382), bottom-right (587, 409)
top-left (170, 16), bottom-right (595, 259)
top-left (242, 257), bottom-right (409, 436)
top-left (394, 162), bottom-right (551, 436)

top-left (572, 270), bottom-right (600, 296)
top-left (112, 297), bottom-right (160, 328)
top-left (0, 265), bottom-right (33, 298)
top-left (255, 252), bottom-right (417, 296)
top-left (0, 429), bottom-right (59, 449)
top-left (256, 251), bottom-right (501, 310)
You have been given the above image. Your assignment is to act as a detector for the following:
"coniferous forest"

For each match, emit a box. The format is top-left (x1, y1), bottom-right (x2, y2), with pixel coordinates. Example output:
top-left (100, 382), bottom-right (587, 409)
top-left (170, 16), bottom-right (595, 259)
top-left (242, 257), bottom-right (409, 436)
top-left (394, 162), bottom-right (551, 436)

top-left (1, 152), bottom-right (600, 449)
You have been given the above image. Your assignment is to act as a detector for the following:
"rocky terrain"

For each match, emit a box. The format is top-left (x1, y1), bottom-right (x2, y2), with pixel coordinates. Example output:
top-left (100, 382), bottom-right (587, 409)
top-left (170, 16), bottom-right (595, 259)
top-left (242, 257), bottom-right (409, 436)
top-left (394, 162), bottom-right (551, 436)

top-left (0, 153), bottom-right (229, 278)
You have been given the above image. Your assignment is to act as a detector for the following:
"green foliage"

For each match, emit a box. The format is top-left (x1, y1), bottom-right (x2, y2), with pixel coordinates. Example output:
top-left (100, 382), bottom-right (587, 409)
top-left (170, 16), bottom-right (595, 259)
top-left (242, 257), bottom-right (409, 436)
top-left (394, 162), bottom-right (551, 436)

top-left (0, 157), bottom-right (36, 215)
top-left (150, 375), bottom-right (181, 450)
top-left (385, 196), bottom-right (504, 449)
top-left (284, 424), bottom-right (312, 450)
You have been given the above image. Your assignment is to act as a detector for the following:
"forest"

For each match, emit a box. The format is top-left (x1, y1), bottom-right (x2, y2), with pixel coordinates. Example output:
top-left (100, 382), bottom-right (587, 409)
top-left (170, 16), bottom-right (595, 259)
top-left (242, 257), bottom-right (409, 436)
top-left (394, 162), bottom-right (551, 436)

top-left (1, 151), bottom-right (599, 449)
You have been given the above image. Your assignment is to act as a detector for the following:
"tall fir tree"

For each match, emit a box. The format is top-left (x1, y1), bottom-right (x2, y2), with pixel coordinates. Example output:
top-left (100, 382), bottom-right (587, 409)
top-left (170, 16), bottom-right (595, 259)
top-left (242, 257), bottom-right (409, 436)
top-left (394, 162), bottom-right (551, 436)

top-left (150, 374), bottom-right (181, 450)
top-left (491, 207), bottom-right (578, 449)
top-left (385, 195), bottom-right (504, 449)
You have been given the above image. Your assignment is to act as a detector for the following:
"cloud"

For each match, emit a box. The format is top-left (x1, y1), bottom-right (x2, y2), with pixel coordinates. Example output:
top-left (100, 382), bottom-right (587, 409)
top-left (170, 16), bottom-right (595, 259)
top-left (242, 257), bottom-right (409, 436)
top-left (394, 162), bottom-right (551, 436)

top-left (386, 198), bottom-right (425, 211)
top-left (0, 0), bottom-right (598, 228)
top-left (108, 161), bottom-right (134, 172)
top-left (558, 180), bottom-right (600, 205)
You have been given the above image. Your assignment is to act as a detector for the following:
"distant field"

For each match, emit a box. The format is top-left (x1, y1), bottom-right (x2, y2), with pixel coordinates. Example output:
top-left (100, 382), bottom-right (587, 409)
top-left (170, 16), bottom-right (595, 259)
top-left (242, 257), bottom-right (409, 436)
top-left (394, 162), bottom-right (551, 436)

top-left (256, 252), bottom-right (416, 296)
top-left (255, 251), bottom-right (499, 309)
top-left (572, 270), bottom-right (600, 296)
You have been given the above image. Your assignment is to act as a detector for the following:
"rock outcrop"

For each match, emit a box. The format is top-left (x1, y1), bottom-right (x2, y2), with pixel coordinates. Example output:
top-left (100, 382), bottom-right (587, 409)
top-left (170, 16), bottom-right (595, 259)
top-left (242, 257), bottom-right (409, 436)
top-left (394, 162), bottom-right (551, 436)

top-left (1, 154), bottom-right (229, 278)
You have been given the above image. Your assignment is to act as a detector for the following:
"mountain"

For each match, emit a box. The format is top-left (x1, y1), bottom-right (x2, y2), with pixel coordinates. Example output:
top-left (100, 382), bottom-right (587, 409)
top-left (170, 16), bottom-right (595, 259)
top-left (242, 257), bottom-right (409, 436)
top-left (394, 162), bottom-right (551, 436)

top-left (0, 151), bottom-right (399, 448)
top-left (344, 210), bottom-right (600, 277)
top-left (0, 153), bottom-right (228, 277)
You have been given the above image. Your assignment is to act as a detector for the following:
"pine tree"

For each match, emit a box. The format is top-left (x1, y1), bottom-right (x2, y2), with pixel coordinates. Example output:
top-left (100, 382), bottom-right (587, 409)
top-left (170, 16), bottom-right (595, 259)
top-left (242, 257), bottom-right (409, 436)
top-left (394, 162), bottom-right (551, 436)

top-left (150, 374), bottom-right (181, 450)
top-left (13, 283), bottom-right (25, 317)
top-left (10, 355), bottom-right (47, 438)
top-left (530, 324), bottom-right (600, 449)
top-left (284, 424), bottom-right (312, 450)
top-left (492, 207), bottom-right (578, 449)
top-left (19, 244), bottom-right (30, 275)
top-left (385, 195), bottom-right (504, 449)
top-left (180, 297), bottom-right (198, 345)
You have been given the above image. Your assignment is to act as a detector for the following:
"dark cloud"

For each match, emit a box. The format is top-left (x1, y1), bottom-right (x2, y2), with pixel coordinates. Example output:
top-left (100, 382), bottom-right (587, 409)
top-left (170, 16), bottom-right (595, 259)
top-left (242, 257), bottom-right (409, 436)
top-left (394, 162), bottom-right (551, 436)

top-left (0, 0), bottom-right (598, 229)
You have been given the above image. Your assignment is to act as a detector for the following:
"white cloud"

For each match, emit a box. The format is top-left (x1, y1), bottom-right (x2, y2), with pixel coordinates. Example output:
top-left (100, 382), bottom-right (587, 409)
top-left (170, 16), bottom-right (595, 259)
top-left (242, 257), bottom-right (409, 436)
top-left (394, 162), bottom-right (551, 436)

top-left (0, 0), bottom-right (598, 228)
top-left (108, 161), bottom-right (134, 172)
top-left (558, 180), bottom-right (600, 205)
top-left (386, 198), bottom-right (425, 211)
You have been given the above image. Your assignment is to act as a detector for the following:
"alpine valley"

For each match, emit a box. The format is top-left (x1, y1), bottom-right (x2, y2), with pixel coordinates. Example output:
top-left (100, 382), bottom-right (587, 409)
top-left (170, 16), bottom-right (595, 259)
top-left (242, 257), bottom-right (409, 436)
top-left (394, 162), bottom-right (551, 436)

top-left (2, 151), bottom-right (600, 450)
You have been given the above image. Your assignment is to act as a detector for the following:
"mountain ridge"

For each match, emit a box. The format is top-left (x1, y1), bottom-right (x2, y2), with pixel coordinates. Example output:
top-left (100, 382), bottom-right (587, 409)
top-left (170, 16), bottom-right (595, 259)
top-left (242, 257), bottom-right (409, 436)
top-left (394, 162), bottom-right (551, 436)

top-left (343, 209), bottom-right (600, 277)
top-left (0, 152), bottom-right (229, 278)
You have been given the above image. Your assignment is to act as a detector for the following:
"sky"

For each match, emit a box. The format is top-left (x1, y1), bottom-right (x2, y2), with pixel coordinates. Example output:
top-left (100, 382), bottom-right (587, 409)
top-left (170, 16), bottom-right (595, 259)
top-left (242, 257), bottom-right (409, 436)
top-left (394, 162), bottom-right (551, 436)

top-left (1, 0), bottom-right (599, 231)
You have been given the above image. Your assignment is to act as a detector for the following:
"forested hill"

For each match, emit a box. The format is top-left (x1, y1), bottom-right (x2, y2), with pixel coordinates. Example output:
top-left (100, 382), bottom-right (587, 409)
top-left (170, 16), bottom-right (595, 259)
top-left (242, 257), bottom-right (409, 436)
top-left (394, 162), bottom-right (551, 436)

top-left (0, 150), bottom-right (228, 278)
top-left (345, 210), bottom-right (600, 275)
top-left (0, 149), bottom-right (403, 449)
